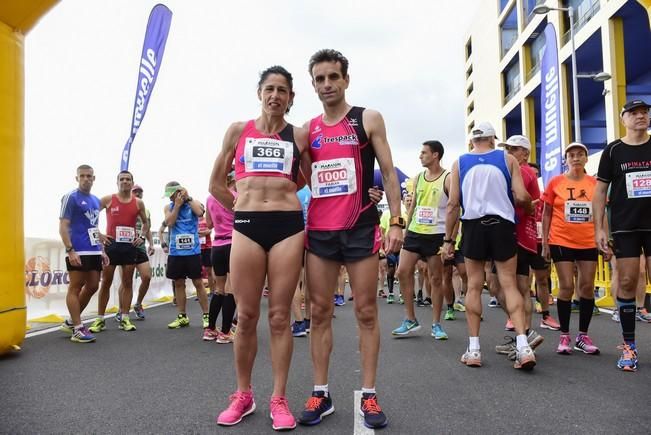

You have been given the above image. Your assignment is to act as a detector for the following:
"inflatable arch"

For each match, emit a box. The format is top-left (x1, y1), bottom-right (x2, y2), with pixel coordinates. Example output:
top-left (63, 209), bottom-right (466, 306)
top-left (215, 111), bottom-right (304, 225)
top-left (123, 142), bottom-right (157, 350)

top-left (0, 1), bottom-right (59, 355)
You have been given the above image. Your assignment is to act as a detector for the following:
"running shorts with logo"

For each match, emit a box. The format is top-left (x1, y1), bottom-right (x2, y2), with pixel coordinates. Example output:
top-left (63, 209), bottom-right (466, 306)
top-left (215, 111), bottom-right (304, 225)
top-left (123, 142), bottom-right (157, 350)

top-left (234, 211), bottom-right (304, 252)
top-left (105, 242), bottom-right (139, 266)
top-left (461, 215), bottom-right (516, 262)
top-left (597, 138), bottom-right (651, 258)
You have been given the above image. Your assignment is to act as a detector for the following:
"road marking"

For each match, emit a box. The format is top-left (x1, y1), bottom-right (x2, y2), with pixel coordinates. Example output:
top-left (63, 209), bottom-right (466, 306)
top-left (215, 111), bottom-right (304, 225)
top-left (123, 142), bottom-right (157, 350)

top-left (354, 390), bottom-right (374, 435)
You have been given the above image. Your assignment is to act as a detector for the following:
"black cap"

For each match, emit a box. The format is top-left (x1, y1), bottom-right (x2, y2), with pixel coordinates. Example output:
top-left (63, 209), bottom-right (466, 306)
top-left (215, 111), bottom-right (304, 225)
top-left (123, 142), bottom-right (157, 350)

top-left (621, 100), bottom-right (651, 116)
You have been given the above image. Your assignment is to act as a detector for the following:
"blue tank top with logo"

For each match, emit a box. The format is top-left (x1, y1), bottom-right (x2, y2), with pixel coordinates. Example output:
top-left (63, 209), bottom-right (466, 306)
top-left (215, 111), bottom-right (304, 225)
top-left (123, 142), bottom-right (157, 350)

top-left (169, 202), bottom-right (200, 256)
top-left (59, 189), bottom-right (102, 255)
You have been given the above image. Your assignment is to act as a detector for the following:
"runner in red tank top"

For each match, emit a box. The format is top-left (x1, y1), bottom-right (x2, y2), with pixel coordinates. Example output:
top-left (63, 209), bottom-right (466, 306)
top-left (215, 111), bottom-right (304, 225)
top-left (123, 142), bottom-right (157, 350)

top-left (297, 49), bottom-right (403, 430)
top-left (89, 170), bottom-right (148, 334)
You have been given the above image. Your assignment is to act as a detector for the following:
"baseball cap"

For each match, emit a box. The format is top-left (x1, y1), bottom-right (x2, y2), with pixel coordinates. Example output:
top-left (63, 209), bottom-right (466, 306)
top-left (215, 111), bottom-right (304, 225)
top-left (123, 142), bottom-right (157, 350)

top-left (470, 122), bottom-right (498, 140)
top-left (132, 184), bottom-right (143, 192)
top-left (564, 142), bottom-right (589, 155)
top-left (498, 135), bottom-right (531, 151)
top-left (163, 181), bottom-right (182, 198)
top-left (621, 100), bottom-right (651, 116)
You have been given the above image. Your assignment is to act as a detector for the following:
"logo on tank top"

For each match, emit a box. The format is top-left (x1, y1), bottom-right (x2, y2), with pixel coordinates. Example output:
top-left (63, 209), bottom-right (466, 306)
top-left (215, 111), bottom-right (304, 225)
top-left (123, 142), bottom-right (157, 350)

top-left (348, 118), bottom-right (359, 127)
top-left (311, 134), bottom-right (323, 149)
top-left (110, 206), bottom-right (120, 215)
top-left (323, 134), bottom-right (358, 146)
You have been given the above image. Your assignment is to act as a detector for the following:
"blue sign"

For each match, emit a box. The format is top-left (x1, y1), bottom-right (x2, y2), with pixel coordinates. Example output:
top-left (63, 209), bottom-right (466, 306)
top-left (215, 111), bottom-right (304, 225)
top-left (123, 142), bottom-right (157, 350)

top-left (120, 4), bottom-right (172, 171)
top-left (540, 23), bottom-right (563, 187)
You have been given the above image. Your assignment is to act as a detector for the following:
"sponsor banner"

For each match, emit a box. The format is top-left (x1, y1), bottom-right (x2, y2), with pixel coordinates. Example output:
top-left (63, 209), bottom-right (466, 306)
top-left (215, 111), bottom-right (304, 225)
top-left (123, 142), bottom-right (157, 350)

top-left (24, 238), bottom-right (174, 322)
top-left (540, 23), bottom-right (563, 187)
top-left (120, 4), bottom-right (173, 171)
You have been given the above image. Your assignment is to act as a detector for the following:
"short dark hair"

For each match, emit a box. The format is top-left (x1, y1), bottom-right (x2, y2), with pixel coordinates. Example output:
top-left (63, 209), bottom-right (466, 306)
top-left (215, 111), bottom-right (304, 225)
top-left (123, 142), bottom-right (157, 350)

top-left (528, 162), bottom-right (540, 171)
top-left (117, 170), bottom-right (133, 181)
top-left (77, 164), bottom-right (93, 173)
top-left (308, 49), bottom-right (349, 78)
top-left (423, 140), bottom-right (444, 160)
top-left (258, 65), bottom-right (293, 91)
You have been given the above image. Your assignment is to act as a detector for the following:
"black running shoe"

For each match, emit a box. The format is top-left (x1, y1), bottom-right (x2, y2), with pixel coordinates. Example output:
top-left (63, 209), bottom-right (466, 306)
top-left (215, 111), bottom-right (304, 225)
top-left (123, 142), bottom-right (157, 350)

top-left (298, 391), bottom-right (334, 426)
top-left (360, 393), bottom-right (388, 428)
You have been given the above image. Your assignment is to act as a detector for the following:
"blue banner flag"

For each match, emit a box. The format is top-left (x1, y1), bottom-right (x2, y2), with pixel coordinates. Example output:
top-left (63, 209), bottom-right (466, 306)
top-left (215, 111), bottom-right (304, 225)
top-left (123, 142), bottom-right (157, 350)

top-left (540, 23), bottom-right (562, 187)
top-left (120, 4), bottom-right (172, 171)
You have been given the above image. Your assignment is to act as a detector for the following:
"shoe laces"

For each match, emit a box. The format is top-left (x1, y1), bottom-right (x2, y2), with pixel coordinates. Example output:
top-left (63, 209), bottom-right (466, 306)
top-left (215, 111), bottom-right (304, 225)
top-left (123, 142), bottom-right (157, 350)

top-left (270, 396), bottom-right (291, 416)
top-left (304, 396), bottom-right (324, 411)
top-left (578, 334), bottom-right (594, 346)
top-left (362, 396), bottom-right (382, 414)
top-left (500, 336), bottom-right (516, 346)
top-left (618, 344), bottom-right (637, 360)
top-left (228, 391), bottom-right (252, 409)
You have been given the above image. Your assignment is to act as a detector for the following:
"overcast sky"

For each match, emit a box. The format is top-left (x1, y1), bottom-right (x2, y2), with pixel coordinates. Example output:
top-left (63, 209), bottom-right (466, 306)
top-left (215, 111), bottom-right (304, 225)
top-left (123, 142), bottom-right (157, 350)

top-left (25, 0), bottom-right (478, 238)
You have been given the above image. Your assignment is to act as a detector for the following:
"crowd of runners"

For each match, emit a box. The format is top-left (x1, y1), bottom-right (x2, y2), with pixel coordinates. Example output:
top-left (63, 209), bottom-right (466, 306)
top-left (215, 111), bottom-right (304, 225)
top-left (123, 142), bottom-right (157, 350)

top-left (57, 48), bottom-right (651, 430)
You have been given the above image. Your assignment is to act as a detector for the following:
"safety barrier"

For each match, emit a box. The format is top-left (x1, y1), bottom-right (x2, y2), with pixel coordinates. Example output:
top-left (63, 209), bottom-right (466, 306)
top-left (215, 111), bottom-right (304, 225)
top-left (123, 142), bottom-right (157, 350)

top-left (549, 255), bottom-right (651, 308)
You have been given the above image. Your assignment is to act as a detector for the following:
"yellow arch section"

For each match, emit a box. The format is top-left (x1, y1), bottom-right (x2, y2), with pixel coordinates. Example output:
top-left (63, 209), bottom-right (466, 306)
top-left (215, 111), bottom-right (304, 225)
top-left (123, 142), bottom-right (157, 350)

top-left (0, 0), bottom-right (59, 355)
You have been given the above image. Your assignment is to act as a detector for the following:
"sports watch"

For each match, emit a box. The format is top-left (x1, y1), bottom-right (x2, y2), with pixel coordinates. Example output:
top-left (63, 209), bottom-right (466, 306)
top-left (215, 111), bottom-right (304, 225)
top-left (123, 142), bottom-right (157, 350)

top-left (389, 216), bottom-right (406, 229)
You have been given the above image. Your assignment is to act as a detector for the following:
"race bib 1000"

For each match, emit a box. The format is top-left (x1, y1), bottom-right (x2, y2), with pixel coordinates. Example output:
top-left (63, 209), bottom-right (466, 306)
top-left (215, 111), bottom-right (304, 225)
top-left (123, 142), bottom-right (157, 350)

top-left (311, 158), bottom-right (357, 198)
top-left (626, 171), bottom-right (651, 198)
top-left (244, 138), bottom-right (293, 174)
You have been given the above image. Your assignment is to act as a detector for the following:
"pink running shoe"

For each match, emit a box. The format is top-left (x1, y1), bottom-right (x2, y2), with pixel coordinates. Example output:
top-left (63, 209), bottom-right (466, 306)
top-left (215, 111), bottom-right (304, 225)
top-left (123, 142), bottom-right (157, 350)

top-left (540, 315), bottom-right (560, 331)
top-left (504, 318), bottom-right (515, 331)
top-left (556, 334), bottom-right (572, 354)
top-left (574, 334), bottom-right (600, 355)
top-left (270, 396), bottom-right (296, 431)
top-left (202, 328), bottom-right (219, 341)
top-left (217, 390), bottom-right (256, 426)
top-left (216, 331), bottom-right (234, 344)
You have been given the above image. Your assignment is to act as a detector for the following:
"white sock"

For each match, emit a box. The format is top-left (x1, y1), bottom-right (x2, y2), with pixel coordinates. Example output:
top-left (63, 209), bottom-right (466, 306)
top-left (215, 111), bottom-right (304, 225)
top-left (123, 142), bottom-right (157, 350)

top-left (516, 334), bottom-right (528, 351)
top-left (314, 384), bottom-right (328, 396)
top-left (74, 324), bottom-right (83, 331)
top-left (468, 336), bottom-right (480, 351)
top-left (361, 387), bottom-right (376, 395)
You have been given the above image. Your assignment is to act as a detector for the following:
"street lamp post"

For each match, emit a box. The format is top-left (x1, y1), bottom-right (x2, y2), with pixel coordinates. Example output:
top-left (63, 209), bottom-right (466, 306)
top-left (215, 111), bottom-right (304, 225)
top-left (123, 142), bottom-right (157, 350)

top-left (533, 4), bottom-right (581, 142)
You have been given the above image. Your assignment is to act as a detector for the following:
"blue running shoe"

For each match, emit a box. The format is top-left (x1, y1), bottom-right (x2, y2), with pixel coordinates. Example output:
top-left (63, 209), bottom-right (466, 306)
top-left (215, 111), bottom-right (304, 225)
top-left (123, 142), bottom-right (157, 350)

top-left (617, 343), bottom-right (638, 372)
top-left (298, 391), bottom-right (334, 426)
top-left (70, 326), bottom-right (96, 343)
top-left (391, 319), bottom-right (421, 336)
top-left (133, 304), bottom-right (145, 320)
top-left (292, 321), bottom-right (307, 337)
top-left (431, 323), bottom-right (448, 340)
top-left (304, 318), bottom-right (311, 333)
top-left (360, 393), bottom-right (388, 429)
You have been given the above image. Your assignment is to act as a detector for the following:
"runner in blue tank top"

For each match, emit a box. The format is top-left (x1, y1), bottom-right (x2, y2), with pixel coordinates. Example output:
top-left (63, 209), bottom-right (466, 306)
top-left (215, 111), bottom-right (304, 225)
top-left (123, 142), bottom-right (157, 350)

top-left (164, 181), bottom-right (210, 331)
top-left (58, 164), bottom-right (108, 343)
top-left (443, 122), bottom-right (536, 370)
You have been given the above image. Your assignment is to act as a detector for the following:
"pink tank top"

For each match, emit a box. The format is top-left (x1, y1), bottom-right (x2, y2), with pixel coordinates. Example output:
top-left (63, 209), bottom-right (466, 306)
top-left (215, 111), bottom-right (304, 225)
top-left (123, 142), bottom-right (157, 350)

top-left (306, 106), bottom-right (379, 230)
top-left (234, 120), bottom-right (300, 183)
top-left (206, 193), bottom-right (236, 247)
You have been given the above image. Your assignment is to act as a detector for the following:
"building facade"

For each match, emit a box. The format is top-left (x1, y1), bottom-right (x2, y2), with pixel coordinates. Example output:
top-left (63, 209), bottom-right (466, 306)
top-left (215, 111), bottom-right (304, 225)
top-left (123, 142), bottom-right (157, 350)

top-left (464, 0), bottom-right (651, 171)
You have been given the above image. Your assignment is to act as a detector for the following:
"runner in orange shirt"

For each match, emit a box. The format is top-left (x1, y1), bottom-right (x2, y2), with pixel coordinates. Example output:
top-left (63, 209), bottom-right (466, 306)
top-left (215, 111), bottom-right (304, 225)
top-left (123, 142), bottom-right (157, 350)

top-left (541, 142), bottom-right (602, 356)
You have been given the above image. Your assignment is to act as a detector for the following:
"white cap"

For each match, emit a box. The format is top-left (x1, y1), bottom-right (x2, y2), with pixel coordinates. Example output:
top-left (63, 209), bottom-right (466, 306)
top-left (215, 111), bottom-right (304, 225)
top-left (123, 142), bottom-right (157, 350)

top-left (564, 142), bottom-right (589, 155)
top-left (470, 122), bottom-right (498, 140)
top-left (498, 134), bottom-right (531, 151)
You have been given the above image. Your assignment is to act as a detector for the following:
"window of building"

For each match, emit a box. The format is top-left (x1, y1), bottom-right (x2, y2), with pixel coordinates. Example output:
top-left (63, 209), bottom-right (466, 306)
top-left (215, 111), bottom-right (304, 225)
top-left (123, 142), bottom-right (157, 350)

top-left (561, 0), bottom-right (600, 44)
top-left (527, 30), bottom-right (546, 81)
top-left (503, 58), bottom-right (521, 102)
top-left (466, 64), bottom-right (473, 79)
top-left (499, 0), bottom-right (510, 13)
top-left (500, 6), bottom-right (518, 57)
top-left (467, 121), bottom-right (475, 134)
top-left (465, 37), bottom-right (473, 60)
top-left (467, 82), bottom-right (474, 97)
top-left (467, 101), bottom-right (475, 116)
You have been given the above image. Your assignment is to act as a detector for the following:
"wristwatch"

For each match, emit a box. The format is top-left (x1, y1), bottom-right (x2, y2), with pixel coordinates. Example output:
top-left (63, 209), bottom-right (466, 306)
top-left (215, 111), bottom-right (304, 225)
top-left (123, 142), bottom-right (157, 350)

top-left (389, 216), bottom-right (406, 229)
top-left (185, 196), bottom-right (193, 203)
top-left (65, 246), bottom-right (74, 253)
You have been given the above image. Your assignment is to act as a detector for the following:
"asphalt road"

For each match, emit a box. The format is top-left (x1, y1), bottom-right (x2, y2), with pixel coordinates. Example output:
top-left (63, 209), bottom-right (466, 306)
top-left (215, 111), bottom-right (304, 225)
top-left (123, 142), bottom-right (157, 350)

top-left (2, 288), bottom-right (650, 435)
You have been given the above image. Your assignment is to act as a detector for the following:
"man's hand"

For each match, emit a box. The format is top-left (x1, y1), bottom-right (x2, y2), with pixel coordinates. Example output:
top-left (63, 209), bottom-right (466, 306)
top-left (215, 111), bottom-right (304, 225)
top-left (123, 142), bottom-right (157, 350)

top-left (369, 186), bottom-right (384, 204)
top-left (68, 251), bottom-right (81, 267)
top-left (384, 226), bottom-right (403, 254)
top-left (595, 228), bottom-right (610, 255)
top-left (100, 233), bottom-right (113, 246)
top-left (148, 246), bottom-right (155, 256)
top-left (133, 236), bottom-right (144, 247)
top-left (442, 242), bottom-right (455, 260)
top-left (101, 252), bottom-right (110, 267)
top-left (541, 243), bottom-right (551, 262)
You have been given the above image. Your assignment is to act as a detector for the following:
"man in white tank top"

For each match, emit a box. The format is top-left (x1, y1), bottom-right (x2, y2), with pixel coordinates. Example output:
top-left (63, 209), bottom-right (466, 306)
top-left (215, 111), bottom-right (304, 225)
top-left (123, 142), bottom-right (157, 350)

top-left (443, 122), bottom-right (535, 370)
